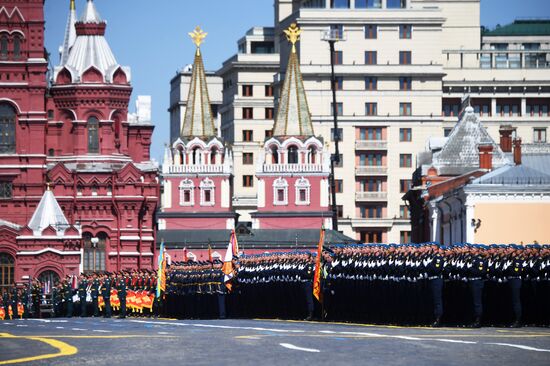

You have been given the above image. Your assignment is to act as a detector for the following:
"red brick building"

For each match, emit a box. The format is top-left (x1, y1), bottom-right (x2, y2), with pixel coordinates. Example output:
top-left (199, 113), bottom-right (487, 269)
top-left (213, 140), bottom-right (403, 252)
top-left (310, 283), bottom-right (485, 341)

top-left (0, 0), bottom-right (159, 290)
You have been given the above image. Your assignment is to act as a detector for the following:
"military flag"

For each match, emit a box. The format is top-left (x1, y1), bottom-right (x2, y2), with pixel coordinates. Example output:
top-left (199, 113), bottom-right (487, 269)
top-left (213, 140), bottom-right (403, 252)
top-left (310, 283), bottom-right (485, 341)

top-left (156, 240), bottom-right (166, 298)
top-left (208, 244), bottom-right (213, 263)
top-left (183, 247), bottom-right (188, 262)
top-left (222, 230), bottom-right (238, 291)
top-left (313, 227), bottom-right (325, 302)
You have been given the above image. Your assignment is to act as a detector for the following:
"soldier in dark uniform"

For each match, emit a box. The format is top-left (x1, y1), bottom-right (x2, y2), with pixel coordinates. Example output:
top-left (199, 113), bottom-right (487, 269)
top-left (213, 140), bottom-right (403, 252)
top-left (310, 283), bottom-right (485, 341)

top-left (78, 275), bottom-right (87, 317)
top-left (63, 280), bottom-right (73, 318)
top-left (31, 279), bottom-right (41, 318)
top-left (427, 245), bottom-right (445, 327)
top-left (303, 254), bottom-right (315, 321)
top-left (10, 286), bottom-right (18, 319)
top-left (91, 273), bottom-right (100, 317)
top-left (507, 246), bottom-right (524, 327)
top-left (52, 283), bottom-right (60, 317)
top-left (467, 245), bottom-right (487, 328)
top-left (117, 274), bottom-right (127, 319)
top-left (101, 274), bottom-right (112, 318)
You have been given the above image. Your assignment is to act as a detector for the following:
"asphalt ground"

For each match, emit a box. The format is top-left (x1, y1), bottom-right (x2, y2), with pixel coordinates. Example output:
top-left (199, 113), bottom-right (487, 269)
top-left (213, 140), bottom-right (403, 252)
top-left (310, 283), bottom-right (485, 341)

top-left (0, 317), bottom-right (549, 366)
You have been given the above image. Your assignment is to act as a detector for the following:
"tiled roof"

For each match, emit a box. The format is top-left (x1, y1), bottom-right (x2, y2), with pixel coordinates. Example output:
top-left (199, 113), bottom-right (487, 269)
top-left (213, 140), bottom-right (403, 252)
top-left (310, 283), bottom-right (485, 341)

top-left (472, 154), bottom-right (550, 185)
top-left (432, 107), bottom-right (509, 175)
top-left (28, 189), bottom-right (70, 236)
top-left (483, 19), bottom-right (550, 37)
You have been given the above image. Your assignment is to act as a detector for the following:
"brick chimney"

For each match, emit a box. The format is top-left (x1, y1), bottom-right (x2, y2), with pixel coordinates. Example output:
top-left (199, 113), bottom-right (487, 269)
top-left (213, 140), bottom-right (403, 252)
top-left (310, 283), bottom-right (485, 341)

top-left (513, 138), bottom-right (522, 165)
top-left (478, 144), bottom-right (493, 170)
top-left (499, 125), bottom-right (514, 153)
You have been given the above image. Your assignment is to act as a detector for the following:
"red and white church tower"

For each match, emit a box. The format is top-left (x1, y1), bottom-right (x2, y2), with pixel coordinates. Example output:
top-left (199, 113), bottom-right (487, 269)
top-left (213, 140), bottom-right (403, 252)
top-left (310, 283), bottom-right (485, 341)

top-left (158, 27), bottom-right (235, 261)
top-left (0, 0), bottom-right (159, 289)
top-left (252, 24), bottom-right (332, 230)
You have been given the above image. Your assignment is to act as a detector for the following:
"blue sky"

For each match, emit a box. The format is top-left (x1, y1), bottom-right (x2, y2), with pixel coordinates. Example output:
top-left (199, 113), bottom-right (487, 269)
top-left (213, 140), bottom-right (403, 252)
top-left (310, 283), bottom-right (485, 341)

top-left (44, 0), bottom-right (550, 162)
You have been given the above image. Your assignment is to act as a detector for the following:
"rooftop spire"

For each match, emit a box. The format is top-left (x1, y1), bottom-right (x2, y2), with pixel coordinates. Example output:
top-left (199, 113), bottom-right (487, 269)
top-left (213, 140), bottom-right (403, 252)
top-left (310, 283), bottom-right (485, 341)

top-left (81, 0), bottom-right (103, 23)
top-left (273, 24), bottom-right (314, 138)
top-left (28, 188), bottom-right (70, 236)
top-left (59, 0), bottom-right (77, 65)
top-left (180, 26), bottom-right (216, 138)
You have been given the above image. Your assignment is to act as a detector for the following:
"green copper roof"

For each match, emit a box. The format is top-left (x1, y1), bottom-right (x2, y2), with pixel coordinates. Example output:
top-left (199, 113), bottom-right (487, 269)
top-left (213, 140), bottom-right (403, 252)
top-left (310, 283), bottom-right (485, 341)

top-left (484, 19), bottom-right (550, 37)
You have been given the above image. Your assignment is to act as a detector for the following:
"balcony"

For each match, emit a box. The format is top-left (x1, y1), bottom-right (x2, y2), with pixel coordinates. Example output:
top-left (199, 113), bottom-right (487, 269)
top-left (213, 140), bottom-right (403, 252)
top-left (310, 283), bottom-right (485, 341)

top-left (261, 163), bottom-right (326, 173)
top-left (355, 191), bottom-right (388, 201)
top-left (355, 166), bottom-right (388, 176)
top-left (355, 140), bottom-right (388, 150)
top-left (165, 164), bottom-right (231, 174)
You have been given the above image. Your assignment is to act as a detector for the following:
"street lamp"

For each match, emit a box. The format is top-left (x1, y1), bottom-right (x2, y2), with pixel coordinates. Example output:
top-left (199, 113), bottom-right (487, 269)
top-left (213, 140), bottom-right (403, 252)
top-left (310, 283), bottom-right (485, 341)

top-left (322, 28), bottom-right (346, 231)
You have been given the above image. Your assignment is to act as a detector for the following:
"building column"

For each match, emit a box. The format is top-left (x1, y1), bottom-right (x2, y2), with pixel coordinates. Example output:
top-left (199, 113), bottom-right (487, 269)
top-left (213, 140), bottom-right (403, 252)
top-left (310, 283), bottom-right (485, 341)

top-left (381, 0), bottom-right (387, 9)
top-left (521, 98), bottom-right (527, 117)
top-left (429, 201), bottom-right (440, 243)
top-left (465, 202), bottom-right (475, 243)
top-left (491, 98), bottom-right (497, 117)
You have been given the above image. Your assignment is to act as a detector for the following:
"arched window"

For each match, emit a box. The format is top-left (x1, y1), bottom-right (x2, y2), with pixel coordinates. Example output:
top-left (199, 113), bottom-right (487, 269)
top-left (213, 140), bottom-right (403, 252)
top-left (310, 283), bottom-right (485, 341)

top-left (210, 148), bottom-right (218, 165)
top-left (288, 146), bottom-right (299, 164)
top-left (308, 146), bottom-right (317, 164)
top-left (200, 178), bottom-right (215, 206)
top-left (83, 232), bottom-right (106, 273)
top-left (13, 35), bottom-right (21, 60)
top-left (177, 146), bottom-right (184, 165)
top-left (87, 116), bottom-right (99, 153)
top-left (0, 253), bottom-right (15, 292)
top-left (179, 178), bottom-right (194, 206)
top-left (0, 35), bottom-right (7, 60)
top-left (273, 177), bottom-right (288, 205)
top-left (295, 177), bottom-right (311, 205)
top-left (271, 146), bottom-right (279, 164)
top-left (192, 147), bottom-right (201, 165)
top-left (0, 103), bottom-right (16, 154)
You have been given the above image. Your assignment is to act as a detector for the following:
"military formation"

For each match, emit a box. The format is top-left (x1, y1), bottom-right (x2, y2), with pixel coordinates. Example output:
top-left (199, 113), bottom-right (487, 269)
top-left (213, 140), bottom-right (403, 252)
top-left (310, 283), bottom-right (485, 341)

top-left (163, 243), bottom-right (550, 328)
top-left (1, 270), bottom-right (158, 320)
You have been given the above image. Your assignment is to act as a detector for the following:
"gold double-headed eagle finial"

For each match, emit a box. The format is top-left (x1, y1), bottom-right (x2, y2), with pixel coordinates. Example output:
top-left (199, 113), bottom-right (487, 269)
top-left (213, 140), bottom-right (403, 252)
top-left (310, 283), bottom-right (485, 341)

top-left (189, 26), bottom-right (207, 55)
top-left (284, 23), bottom-right (302, 53)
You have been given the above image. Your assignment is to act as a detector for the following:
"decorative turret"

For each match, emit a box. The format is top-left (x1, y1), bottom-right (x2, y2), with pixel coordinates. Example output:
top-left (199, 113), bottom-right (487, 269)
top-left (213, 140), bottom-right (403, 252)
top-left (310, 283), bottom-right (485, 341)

top-left (272, 23), bottom-right (314, 138)
top-left (27, 185), bottom-right (71, 236)
top-left (180, 26), bottom-right (217, 139)
top-left (59, 0), bottom-right (77, 65)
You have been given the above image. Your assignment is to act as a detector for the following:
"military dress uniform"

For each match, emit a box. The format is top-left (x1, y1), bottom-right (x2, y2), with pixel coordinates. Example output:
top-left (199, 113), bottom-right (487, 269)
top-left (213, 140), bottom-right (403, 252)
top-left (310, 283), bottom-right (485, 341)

top-left (101, 277), bottom-right (112, 318)
top-left (78, 280), bottom-right (87, 317)
top-left (91, 278), bottom-right (100, 317)
top-left (118, 276), bottom-right (127, 319)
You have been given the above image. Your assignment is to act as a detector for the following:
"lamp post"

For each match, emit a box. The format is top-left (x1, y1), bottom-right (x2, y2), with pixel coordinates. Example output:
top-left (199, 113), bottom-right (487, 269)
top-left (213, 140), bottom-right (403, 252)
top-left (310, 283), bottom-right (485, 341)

top-left (323, 28), bottom-right (346, 232)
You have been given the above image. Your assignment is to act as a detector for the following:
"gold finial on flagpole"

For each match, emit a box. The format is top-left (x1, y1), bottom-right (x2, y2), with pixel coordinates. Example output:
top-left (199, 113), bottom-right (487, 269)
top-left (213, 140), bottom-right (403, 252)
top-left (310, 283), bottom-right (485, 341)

top-left (284, 23), bottom-right (302, 53)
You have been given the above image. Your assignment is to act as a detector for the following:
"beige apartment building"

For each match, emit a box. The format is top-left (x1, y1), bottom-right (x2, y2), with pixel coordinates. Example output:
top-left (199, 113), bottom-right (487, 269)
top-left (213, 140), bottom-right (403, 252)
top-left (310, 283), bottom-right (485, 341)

top-left (168, 0), bottom-right (550, 243)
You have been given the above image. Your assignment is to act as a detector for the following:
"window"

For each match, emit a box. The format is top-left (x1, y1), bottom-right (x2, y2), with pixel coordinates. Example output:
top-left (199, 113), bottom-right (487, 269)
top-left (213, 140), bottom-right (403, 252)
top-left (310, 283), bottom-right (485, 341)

top-left (360, 205), bottom-right (383, 218)
top-left (0, 104), bottom-right (16, 153)
top-left (400, 205), bottom-right (410, 219)
top-left (0, 253), bottom-right (15, 292)
top-left (13, 35), bottom-right (21, 60)
top-left (334, 76), bottom-right (343, 91)
top-left (243, 152), bottom-right (254, 165)
top-left (273, 177), bottom-right (288, 205)
top-left (360, 178), bottom-right (383, 192)
top-left (265, 108), bottom-right (274, 120)
top-left (335, 179), bottom-right (343, 193)
top-left (331, 102), bottom-right (343, 116)
top-left (336, 205), bottom-right (344, 218)
top-left (87, 116), bottom-right (99, 153)
top-left (400, 231), bottom-right (411, 244)
top-left (444, 128), bottom-right (452, 137)
top-left (399, 25), bottom-right (412, 39)
top-left (331, 0), bottom-right (350, 8)
top-left (265, 129), bottom-right (273, 139)
top-left (365, 103), bottom-right (378, 116)
top-left (265, 85), bottom-right (274, 97)
top-left (243, 107), bottom-right (253, 119)
top-left (399, 77), bottom-right (412, 91)
top-left (330, 25), bottom-right (344, 39)
top-left (308, 146), bottom-right (317, 164)
top-left (365, 76), bottom-right (377, 91)
top-left (288, 146), bottom-right (299, 164)
top-left (400, 128), bottom-right (412, 142)
top-left (400, 154), bottom-right (412, 168)
top-left (387, 0), bottom-right (407, 8)
top-left (242, 85), bottom-right (253, 97)
top-left (242, 130), bottom-right (253, 142)
top-left (534, 128), bottom-right (547, 143)
top-left (356, 0), bottom-right (382, 8)
top-left (0, 182), bottom-right (12, 199)
top-left (361, 231), bottom-right (382, 243)
top-left (365, 51), bottom-right (377, 65)
top-left (359, 127), bottom-right (382, 140)
top-left (365, 24), bottom-right (377, 39)
top-left (0, 35), bottom-right (7, 60)
top-left (359, 153), bottom-right (383, 166)
top-left (179, 179), bottom-right (194, 206)
top-left (47, 110), bottom-right (54, 119)
top-left (443, 103), bottom-right (460, 117)
top-left (331, 128), bottom-right (343, 142)
top-left (200, 178), bottom-right (215, 206)
top-left (400, 103), bottom-right (412, 116)
top-left (83, 233), bottom-right (106, 273)
top-left (243, 175), bottom-right (254, 188)
top-left (399, 51), bottom-right (412, 65)
top-left (295, 177), bottom-right (311, 205)
top-left (400, 179), bottom-right (412, 193)
top-left (332, 50), bottom-right (343, 65)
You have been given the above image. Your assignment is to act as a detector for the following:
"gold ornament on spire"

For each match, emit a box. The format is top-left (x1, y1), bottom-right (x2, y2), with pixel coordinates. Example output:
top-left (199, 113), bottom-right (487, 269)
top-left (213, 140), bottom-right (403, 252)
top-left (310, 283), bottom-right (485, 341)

top-left (189, 26), bottom-right (208, 54)
top-left (70, 0), bottom-right (75, 11)
top-left (284, 23), bottom-right (302, 53)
